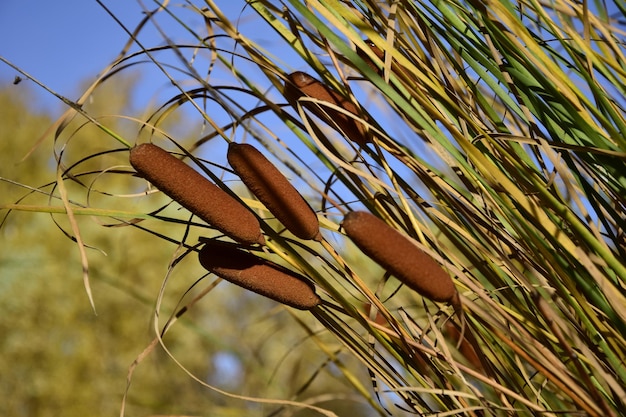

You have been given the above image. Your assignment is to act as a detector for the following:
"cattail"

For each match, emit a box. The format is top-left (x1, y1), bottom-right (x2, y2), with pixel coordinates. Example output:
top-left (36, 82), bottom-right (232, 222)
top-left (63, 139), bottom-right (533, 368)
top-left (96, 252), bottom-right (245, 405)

top-left (198, 242), bottom-right (321, 310)
top-left (284, 71), bottom-right (370, 146)
top-left (444, 321), bottom-right (484, 371)
top-left (356, 39), bottom-right (385, 74)
top-left (129, 143), bottom-right (264, 245)
top-left (227, 142), bottom-right (321, 241)
top-left (342, 211), bottom-right (457, 303)
top-left (356, 39), bottom-right (413, 84)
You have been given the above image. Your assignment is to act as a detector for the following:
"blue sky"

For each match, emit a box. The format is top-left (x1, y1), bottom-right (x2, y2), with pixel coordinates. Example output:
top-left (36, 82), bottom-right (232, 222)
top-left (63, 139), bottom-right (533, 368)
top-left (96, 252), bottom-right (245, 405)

top-left (1, 1), bottom-right (138, 112)
top-left (0, 1), bottom-right (252, 114)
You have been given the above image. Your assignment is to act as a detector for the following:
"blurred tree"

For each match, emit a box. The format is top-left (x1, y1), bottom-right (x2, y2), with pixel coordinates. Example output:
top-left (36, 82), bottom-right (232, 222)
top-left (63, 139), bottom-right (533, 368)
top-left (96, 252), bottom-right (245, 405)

top-left (0, 80), bottom-right (375, 417)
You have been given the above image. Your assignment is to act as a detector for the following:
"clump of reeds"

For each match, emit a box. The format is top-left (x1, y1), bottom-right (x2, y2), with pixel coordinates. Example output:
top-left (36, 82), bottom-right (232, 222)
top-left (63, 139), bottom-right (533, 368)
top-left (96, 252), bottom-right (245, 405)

top-left (38, 1), bottom-right (626, 415)
top-left (130, 143), bottom-right (264, 245)
top-left (198, 242), bottom-right (321, 310)
top-left (227, 142), bottom-right (321, 241)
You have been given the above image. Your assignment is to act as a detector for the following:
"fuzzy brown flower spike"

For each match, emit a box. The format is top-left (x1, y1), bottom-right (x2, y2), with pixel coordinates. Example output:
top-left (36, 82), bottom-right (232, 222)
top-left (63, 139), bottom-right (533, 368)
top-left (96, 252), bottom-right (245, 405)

top-left (356, 39), bottom-right (385, 74)
top-left (342, 211), bottom-right (456, 303)
top-left (227, 142), bottom-right (321, 241)
top-left (356, 39), bottom-right (414, 85)
top-left (198, 243), bottom-right (321, 310)
top-left (129, 143), bottom-right (264, 245)
top-left (284, 71), bottom-right (370, 146)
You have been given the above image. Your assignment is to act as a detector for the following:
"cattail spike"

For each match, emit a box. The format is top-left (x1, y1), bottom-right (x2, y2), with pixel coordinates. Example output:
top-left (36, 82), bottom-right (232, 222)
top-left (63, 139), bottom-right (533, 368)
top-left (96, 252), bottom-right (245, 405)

top-left (284, 71), bottom-right (370, 146)
top-left (356, 39), bottom-right (415, 87)
top-left (342, 211), bottom-right (457, 303)
top-left (129, 143), bottom-right (264, 245)
top-left (444, 321), bottom-right (484, 371)
top-left (198, 243), bottom-right (321, 310)
top-left (227, 142), bottom-right (320, 241)
top-left (356, 39), bottom-right (385, 74)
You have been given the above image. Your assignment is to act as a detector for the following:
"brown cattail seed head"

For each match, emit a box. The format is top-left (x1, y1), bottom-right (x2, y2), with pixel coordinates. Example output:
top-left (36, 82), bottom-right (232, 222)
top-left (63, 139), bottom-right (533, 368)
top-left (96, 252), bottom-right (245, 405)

top-left (227, 143), bottom-right (320, 241)
top-left (444, 321), bottom-right (484, 371)
top-left (355, 39), bottom-right (413, 84)
top-left (129, 143), bottom-right (264, 245)
top-left (356, 39), bottom-right (385, 74)
top-left (284, 71), bottom-right (369, 146)
top-left (198, 243), bottom-right (321, 310)
top-left (342, 211), bottom-right (456, 303)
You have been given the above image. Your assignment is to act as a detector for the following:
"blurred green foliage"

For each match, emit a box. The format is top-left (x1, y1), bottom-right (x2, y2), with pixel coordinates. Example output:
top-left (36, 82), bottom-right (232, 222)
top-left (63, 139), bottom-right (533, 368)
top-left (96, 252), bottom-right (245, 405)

top-left (0, 83), bottom-right (373, 417)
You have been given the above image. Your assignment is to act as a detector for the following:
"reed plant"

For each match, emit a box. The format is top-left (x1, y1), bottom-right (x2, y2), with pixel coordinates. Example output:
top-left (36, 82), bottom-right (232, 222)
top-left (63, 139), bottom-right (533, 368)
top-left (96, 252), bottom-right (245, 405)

top-left (4, 0), bottom-right (625, 415)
